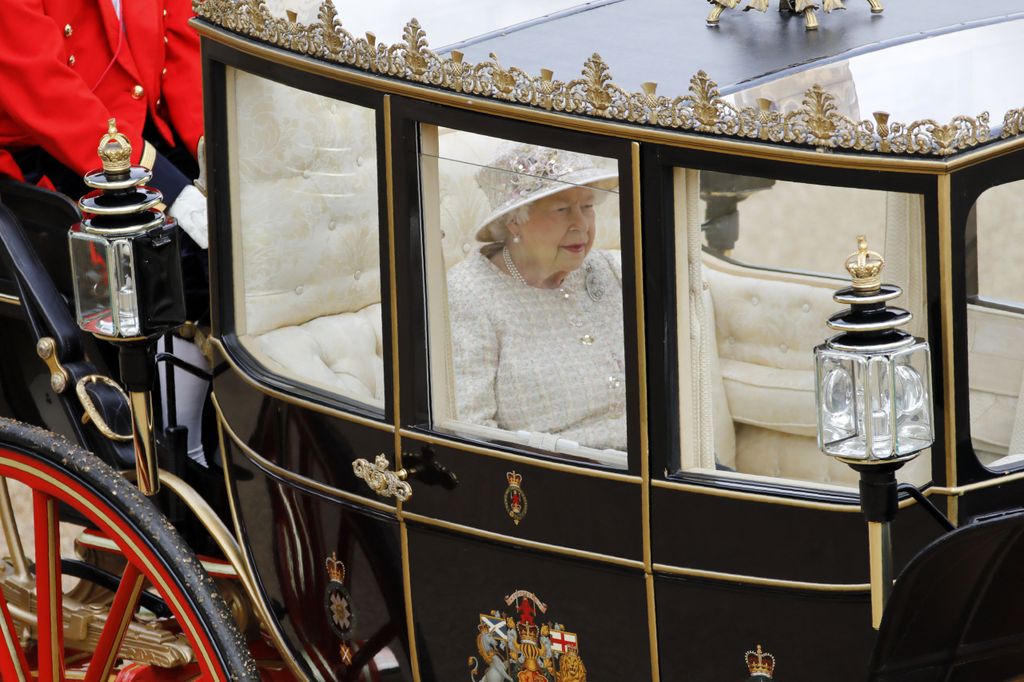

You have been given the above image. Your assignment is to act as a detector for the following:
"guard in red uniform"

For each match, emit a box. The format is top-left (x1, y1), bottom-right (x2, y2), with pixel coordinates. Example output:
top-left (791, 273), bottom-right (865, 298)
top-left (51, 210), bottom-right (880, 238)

top-left (0, 0), bottom-right (207, 248)
top-left (0, 0), bottom-right (211, 465)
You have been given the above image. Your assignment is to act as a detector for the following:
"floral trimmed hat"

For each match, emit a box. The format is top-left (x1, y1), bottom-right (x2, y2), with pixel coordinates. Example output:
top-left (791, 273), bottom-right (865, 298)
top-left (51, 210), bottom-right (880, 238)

top-left (474, 143), bottom-right (618, 242)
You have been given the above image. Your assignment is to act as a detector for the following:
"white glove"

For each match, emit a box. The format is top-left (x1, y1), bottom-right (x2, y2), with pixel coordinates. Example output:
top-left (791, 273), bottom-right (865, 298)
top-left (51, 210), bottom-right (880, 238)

top-left (168, 184), bottom-right (209, 249)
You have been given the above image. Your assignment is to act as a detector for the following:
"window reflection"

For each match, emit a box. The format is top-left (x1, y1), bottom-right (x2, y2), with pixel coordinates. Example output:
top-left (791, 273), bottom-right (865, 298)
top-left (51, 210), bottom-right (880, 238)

top-left (422, 128), bottom-right (625, 468)
top-left (966, 179), bottom-right (1024, 468)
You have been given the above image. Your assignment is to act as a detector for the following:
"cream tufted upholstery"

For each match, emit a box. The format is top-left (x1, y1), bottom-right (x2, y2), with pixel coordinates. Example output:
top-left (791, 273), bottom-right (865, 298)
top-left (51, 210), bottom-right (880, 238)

top-left (703, 259), bottom-right (860, 485)
top-left (230, 70), bottom-right (385, 406)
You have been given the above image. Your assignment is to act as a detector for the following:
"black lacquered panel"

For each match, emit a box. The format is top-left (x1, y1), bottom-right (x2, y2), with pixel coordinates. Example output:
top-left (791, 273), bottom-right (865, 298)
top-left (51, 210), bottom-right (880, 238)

top-left (213, 359), bottom-right (396, 503)
top-left (655, 572), bottom-right (873, 681)
top-left (401, 437), bottom-right (643, 560)
top-left (652, 486), bottom-right (943, 583)
top-left (225, 436), bottom-right (412, 681)
top-left (407, 523), bottom-right (651, 681)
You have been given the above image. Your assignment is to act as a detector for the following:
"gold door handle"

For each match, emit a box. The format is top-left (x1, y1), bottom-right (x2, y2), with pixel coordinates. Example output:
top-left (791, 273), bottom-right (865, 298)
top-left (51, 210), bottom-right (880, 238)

top-left (352, 454), bottom-right (412, 502)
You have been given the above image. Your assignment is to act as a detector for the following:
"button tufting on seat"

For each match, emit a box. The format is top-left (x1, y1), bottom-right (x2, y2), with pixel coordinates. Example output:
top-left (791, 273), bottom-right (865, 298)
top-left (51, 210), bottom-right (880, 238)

top-left (779, 343), bottom-right (788, 353)
top-left (354, 270), bottom-right (362, 280)
top-left (302, 169), bottom-right (311, 179)
top-left (295, 285), bottom-right (304, 295)
top-left (751, 296), bottom-right (759, 306)
top-left (802, 303), bottom-right (811, 313)
top-left (356, 156), bottom-right (364, 167)
top-left (462, 243), bottom-right (472, 253)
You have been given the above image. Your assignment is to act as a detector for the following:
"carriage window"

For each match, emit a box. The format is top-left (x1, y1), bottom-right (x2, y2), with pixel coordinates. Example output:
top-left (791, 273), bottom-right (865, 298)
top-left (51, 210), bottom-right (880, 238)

top-left (226, 69), bottom-right (385, 410)
top-left (966, 179), bottom-right (1024, 468)
top-left (419, 127), bottom-right (626, 469)
top-left (673, 169), bottom-right (931, 488)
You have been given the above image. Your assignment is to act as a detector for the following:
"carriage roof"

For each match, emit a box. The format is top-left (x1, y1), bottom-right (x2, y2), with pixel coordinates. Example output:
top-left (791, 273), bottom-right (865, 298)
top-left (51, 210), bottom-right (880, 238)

top-left (193, 0), bottom-right (1024, 161)
top-left (449, 0), bottom-right (1023, 96)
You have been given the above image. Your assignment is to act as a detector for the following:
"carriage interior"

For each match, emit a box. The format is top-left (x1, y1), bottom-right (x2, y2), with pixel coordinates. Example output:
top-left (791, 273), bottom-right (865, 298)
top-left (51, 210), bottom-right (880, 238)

top-left (224, 63), bottom-right (1024, 492)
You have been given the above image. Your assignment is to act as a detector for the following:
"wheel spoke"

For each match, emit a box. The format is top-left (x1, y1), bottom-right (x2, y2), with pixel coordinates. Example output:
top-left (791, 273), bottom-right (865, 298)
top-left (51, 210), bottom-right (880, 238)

top-left (0, 477), bottom-right (29, 579)
top-left (32, 490), bottom-right (64, 682)
top-left (83, 563), bottom-right (144, 682)
top-left (0, 584), bottom-right (30, 682)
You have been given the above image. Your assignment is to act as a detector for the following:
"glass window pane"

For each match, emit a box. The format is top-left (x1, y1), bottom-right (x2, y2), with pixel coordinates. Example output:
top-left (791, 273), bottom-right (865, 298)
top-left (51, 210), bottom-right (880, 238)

top-left (421, 127), bottom-right (626, 468)
top-left (675, 169), bottom-right (931, 488)
top-left (967, 179), bottom-right (1024, 468)
top-left (227, 69), bottom-right (384, 410)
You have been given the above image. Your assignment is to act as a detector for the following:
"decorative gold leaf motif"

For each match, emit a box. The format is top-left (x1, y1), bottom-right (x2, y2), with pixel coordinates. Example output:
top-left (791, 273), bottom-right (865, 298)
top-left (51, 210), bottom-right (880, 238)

top-left (399, 19), bottom-right (429, 79)
top-left (1003, 109), bottom-right (1024, 139)
top-left (192, 0), bottom-right (1011, 158)
top-left (802, 85), bottom-right (839, 148)
top-left (581, 54), bottom-right (613, 115)
top-left (687, 71), bottom-right (723, 131)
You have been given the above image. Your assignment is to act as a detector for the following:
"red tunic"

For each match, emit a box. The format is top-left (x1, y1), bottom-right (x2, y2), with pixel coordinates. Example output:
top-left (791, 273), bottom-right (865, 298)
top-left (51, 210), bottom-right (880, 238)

top-left (0, 0), bottom-right (203, 184)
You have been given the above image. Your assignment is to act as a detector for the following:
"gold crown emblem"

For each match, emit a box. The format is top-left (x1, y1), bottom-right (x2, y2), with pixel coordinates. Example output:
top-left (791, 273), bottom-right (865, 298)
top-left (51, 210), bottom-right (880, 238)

top-left (517, 621), bottom-right (540, 646)
top-left (507, 471), bottom-right (523, 487)
top-left (325, 552), bottom-right (346, 583)
top-left (745, 644), bottom-right (775, 678)
top-left (97, 119), bottom-right (132, 174)
top-left (844, 235), bottom-right (885, 292)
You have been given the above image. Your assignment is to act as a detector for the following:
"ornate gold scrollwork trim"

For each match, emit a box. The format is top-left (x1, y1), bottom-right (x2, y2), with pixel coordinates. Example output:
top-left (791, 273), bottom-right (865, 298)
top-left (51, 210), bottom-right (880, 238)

top-left (192, 0), bottom-right (1020, 157)
top-left (352, 453), bottom-right (412, 501)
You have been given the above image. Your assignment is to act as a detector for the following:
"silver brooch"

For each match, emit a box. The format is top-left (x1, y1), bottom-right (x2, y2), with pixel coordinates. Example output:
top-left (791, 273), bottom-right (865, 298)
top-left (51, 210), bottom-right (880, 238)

top-left (585, 266), bottom-right (604, 302)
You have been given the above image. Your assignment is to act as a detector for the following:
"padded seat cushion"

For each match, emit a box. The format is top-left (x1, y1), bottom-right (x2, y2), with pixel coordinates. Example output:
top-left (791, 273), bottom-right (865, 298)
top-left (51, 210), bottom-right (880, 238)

top-left (247, 304), bottom-right (385, 405)
top-left (719, 358), bottom-right (816, 437)
top-left (705, 264), bottom-right (835, 437)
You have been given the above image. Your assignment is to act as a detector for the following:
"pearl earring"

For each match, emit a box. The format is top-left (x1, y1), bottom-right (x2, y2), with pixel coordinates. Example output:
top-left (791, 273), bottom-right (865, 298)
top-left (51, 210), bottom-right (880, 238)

top-left (512, 234), bottom-right (521, 244)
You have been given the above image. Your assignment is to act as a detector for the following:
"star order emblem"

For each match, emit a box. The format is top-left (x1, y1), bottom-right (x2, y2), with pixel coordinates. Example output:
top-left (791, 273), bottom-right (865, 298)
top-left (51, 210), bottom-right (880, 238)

top-left (324, 552), bottom-right (357, 639)
top-left (330, 592), bottom-right (352, 630)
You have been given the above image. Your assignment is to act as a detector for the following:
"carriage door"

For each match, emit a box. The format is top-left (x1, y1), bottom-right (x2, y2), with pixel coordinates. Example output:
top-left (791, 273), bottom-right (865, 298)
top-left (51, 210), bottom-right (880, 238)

top-left (645, 155), bottom-right (944, 680)
top-left (207, 57), bottom-right (418, 681)
top-left (389, 99), bottom-right (654, 680)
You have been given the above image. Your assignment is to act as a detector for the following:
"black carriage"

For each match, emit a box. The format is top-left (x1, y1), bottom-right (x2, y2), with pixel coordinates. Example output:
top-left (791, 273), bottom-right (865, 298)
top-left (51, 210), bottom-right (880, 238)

top-left (1, 1), bottom-right (1024, 680)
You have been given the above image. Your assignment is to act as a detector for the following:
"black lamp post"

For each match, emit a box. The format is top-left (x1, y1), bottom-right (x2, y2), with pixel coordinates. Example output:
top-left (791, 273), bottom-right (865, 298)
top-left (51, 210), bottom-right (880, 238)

top-left (814, 236), bottom-right (934, 628)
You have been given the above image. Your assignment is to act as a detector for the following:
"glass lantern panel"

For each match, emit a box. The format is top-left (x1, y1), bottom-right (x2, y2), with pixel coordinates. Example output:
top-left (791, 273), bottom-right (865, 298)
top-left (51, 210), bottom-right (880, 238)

top-left (816, 349), bottom-right (864, 458)
top-left (70, 233), bottom-right (142, 338)
top-left (69, 230), bottom-right (115, 336)
top-left (110, 238), bottom-right (141, 337)
top-left (816, 341), bottom-right (933, 462)
top-left (890, 343), bottom-right (933, 457)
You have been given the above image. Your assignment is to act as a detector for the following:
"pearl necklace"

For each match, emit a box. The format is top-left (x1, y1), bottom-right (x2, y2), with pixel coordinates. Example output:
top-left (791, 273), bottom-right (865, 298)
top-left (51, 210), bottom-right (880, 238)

top-left (502, 246), bottom-right (530, 287)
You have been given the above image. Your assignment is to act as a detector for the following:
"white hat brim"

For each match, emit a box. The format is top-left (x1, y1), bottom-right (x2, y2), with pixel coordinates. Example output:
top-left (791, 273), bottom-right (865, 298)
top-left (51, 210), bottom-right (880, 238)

top-left (474, 169), bottom-right (619, 243)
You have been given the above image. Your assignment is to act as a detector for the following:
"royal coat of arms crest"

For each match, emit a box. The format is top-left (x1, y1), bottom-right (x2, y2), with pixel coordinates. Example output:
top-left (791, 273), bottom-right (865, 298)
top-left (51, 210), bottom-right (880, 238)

top-left (469, 590), bottom-right (587, 682)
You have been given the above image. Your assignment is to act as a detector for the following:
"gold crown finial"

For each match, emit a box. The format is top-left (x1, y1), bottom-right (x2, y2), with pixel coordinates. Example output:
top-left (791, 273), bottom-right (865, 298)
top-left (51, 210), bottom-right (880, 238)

top-left (745, 644), bottom-right (776, 678)
top-left (844, 235), bottom-right (885, 292)
top-left (325, 552), bottom-right (346, 583)
top-left (97, 119), bottom-right (132, 174)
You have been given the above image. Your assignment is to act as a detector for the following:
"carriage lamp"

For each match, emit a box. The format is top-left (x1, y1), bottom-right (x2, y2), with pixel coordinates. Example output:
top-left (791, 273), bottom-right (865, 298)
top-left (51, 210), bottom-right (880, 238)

top-left (68, 120), bottom-right (188, 495)
top-left (814, 236), bottom-right (934, 630)
top-left (70, 120), bottom-right (186, 338)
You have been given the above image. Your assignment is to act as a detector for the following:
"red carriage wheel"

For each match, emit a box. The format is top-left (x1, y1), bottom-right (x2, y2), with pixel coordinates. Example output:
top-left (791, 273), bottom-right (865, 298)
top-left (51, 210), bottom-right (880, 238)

top-left (0, 419), bottom-right (260, 681)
